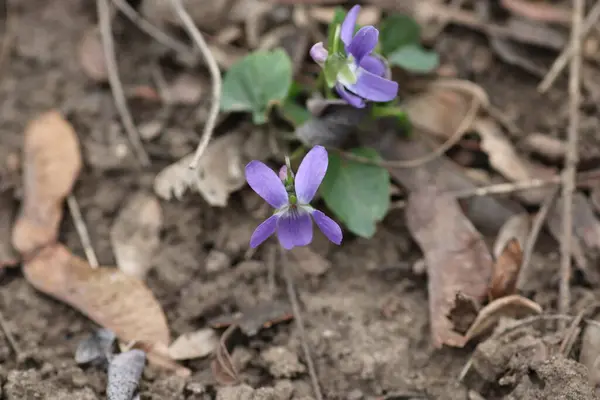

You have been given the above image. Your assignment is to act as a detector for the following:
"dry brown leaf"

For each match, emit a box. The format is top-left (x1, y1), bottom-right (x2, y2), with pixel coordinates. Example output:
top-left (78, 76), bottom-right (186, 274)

top-left (475, 117), bottom-right (553, 204)
top-left (78, 27), bottom-right (107, 82)
top-left (500, 0), bottom-right (572, 25)
top-left (23, 244), bottom-right (187, 374)
top-left (12, 111), bottom-right (82, 256)
top-left (488, 214), bottom-right (529, 300)
top-left (521, 132), bottom-right (566, 161)
top-left (154, 130), bottom-right (271, 206)
top-left (0, 192), bottom-right (19, 268)
top-left (110, 192), bottom-right (163, 279)
top-left (579, 321), bottom-right (600, 387)
top-left (406, 186), bottom-right (493, 348)
top-left (168, 328), bottom-right (218, 360)
top-left (464, 295), bottom-right (542, 343)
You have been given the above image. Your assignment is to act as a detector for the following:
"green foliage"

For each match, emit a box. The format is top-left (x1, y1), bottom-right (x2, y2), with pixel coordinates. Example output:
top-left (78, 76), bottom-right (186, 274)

top-left (321, 148), bottom-right (390, 238)
top-left (220, 49), bottom-right (292, 124)
top-left (379, 14), bottom-right (439, 73)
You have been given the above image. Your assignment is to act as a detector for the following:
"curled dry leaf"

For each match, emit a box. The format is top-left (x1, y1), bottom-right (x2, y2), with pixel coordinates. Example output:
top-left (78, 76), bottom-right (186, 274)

top-left (406, 186), bottom-right (493, 348)
top-left (168, 328), bottom-right (218, 360)
top-left (107, 349), bottom-right (146, 400)
top-left (464, 295), bottom-right (542, 343)
top-left (154, 130), bottom-right (271, 206)
top-left (0, 192), bottom-right (19, 267)
top-left (489, 213), bottom-right (529, 300)
top-left (474, 118), bottom-right (553, 205)
top-left (110, 192), bottom-right (163, 279)
top-left (522, 133), bottom-right (566, 162)
top-left (78, 26), bottom-right (107, 82)
top-left (12, 111), bottom-right (82, 256)
top-left (22, 244), bottom-right (186, 374)
top-left (579, 321), bottom-right (600, 387)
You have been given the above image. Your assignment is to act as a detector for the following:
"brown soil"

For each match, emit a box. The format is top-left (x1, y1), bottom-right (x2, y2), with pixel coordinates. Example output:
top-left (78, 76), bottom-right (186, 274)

top-left (0, 2), bottom-right (599, 400)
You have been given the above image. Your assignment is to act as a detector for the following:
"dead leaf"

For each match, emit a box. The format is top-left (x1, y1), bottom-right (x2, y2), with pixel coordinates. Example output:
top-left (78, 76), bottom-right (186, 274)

top-left (522, 133), bottom-right (566, 162)
top-left (464, 295), bottom-right (542, 343)
top-left (154, 130), bottom-right (271, 206)
top-left (475, 117), bottom-right (553, 204)
top-left (500, 0), bottom-right (572, 26)
top-left (23, 244), bottom-right (185, 373)
top-left (110, 192), bottom-right (163, 279)
top-left (488, 213), bottom-right (529, 300)
top-left (504, 18), bottom-right (566, 51)
top-left (0, 192), bottom-right (18, 267)
top-left (308, 6), bottom-right (380, 26)
top-left (209, 301), bottom-right (293, 336)
top-left (406, 186), bottom-right (493, 347)
top-left (165, 74), bottom-right (205, 105)
top-left (12, 111), bottom-right (82, 256)
top-left (489, 37), bottom-right (546, 77)
top-left (78, 27), bottom-right (107, 82)
top-left (447, 292), bottom-right (481, 335)
top-left (168, 328), bottom-right (218, 360)
top-left (580, 321), bottom-right (600, 387)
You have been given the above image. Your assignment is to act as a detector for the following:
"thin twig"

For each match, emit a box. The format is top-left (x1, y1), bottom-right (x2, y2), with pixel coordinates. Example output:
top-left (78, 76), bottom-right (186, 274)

top-left (97, 0), bottom-right (151, 167)
top-left (516, 187), bottom-right (559, 291)
top-left (169, 0), bottom-right (222, 170)
top-left (0, 308), bottom-right (22, 358)
top-left (558, 0), bottom-right (583, 326)
top-left (112, 0), bottom-right (191, 55)
top-left (282, 250), bottom-right (323, 400)
top-left (67, 195), bottom-right (99, 269)
top-left (538, 0), bottom-right (600, 93)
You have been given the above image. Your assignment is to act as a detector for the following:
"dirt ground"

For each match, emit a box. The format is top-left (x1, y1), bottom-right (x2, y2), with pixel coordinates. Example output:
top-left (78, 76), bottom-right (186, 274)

top-left (1, 1), bottom-right (600, 400)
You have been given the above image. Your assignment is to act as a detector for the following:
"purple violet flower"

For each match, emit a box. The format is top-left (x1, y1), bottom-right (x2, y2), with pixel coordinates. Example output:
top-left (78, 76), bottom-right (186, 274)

top-left (309, 5), bottom-right (398, 108)
top-left (245, 146), bottom-right (343, 250)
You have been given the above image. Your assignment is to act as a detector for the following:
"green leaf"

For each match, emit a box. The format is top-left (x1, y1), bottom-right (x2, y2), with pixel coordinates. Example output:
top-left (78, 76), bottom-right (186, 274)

top-left (388, 44), bottom-right (439, 73)
top-left (379, 14), bottom-right (421, 55)
top-left (370, 104), bottom-right (412, 133)
top-left (321, 148), bottom-right (390, 238)
top-left (220, 49), bottom-right (293, 124)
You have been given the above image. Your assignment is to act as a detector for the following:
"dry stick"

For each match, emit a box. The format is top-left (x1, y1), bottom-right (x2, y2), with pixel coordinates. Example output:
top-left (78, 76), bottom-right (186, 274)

top-left (282, 251), bottom-right (323, 400)
top-left (97, 0), bottom-right (150, 167)
top-left (112, 0), bottom-right (191, 55)
top-left (169, 0), bottom-right (222, 170)
top-left (67, 195), bottom-right (99, 269)
top-left (558, 0), bottom-right (584, 328)
top-left (0, 308), bottom-right (21, 359)
top-left (538, 0), bottom-right (600, 93)
top-left (515, 187), bottom-right (559, 291)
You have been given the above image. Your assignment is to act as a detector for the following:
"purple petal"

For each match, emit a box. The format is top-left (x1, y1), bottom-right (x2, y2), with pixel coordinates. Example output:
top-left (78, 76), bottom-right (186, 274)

top-left (360, 55), bottom-right (386, 77)
top-left (309, 42), bottom-right (328, 65)
top-left (312, 210), bottom-right (343, 245)
top-left (295, 146), bottom-right (328, 204)
top-left (245, 161), bottom-right (288, 209)
top-left (335, 83), bottom-right (365, 108)
top-left (250, 215), bottom-right (278, 248)
top-left (347, 26), bottom-right (378, 62)
top-left (345, 68), bottom-right (398, 103)
top-left (277, 211), bottom-right (313, 249)
top-left (341, 5), bottom-right (360, 48)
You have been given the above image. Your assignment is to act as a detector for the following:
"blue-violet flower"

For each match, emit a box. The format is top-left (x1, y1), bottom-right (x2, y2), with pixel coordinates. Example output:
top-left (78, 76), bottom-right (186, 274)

top-left (245, 145), bottom-right (343, 250)
top-left (309, 5), bottom-right (398, 108)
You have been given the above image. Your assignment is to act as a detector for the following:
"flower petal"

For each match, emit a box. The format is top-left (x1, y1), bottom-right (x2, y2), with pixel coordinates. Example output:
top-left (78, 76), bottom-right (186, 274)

top-left (360, 55), bottom-right (386, 77)
top-left (341, 5), bottom-right (360, 48)
top-left (347, 26), bottom-right (378, 62)
top-left (345, 68), bottom-right (398, 102)
top-left (249, 215), bottom-right (278, 248)
top-left (295, 145), bottom-right (328, 204)
top-left (245, 161), bottom-right (288, 208)
top-left (312, 210), bottom-right (343, 245)
top-left (309, 42), bottom-right (328, 65)
top-left (335, 83), bottom-right (365, 108)
top-left (277, 211), bottom-right (313, 249)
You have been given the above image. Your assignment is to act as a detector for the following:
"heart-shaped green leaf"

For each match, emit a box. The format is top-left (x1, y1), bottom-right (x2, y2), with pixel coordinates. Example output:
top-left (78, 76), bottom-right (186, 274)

top-left (320, 148), bottom-right (390, 238)
top-left (220, 49), bottom-right (292, 124)
top-left (388, 44), bottom-right (439, 73)
top-left (379, 14), bottom-right (421, 55)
